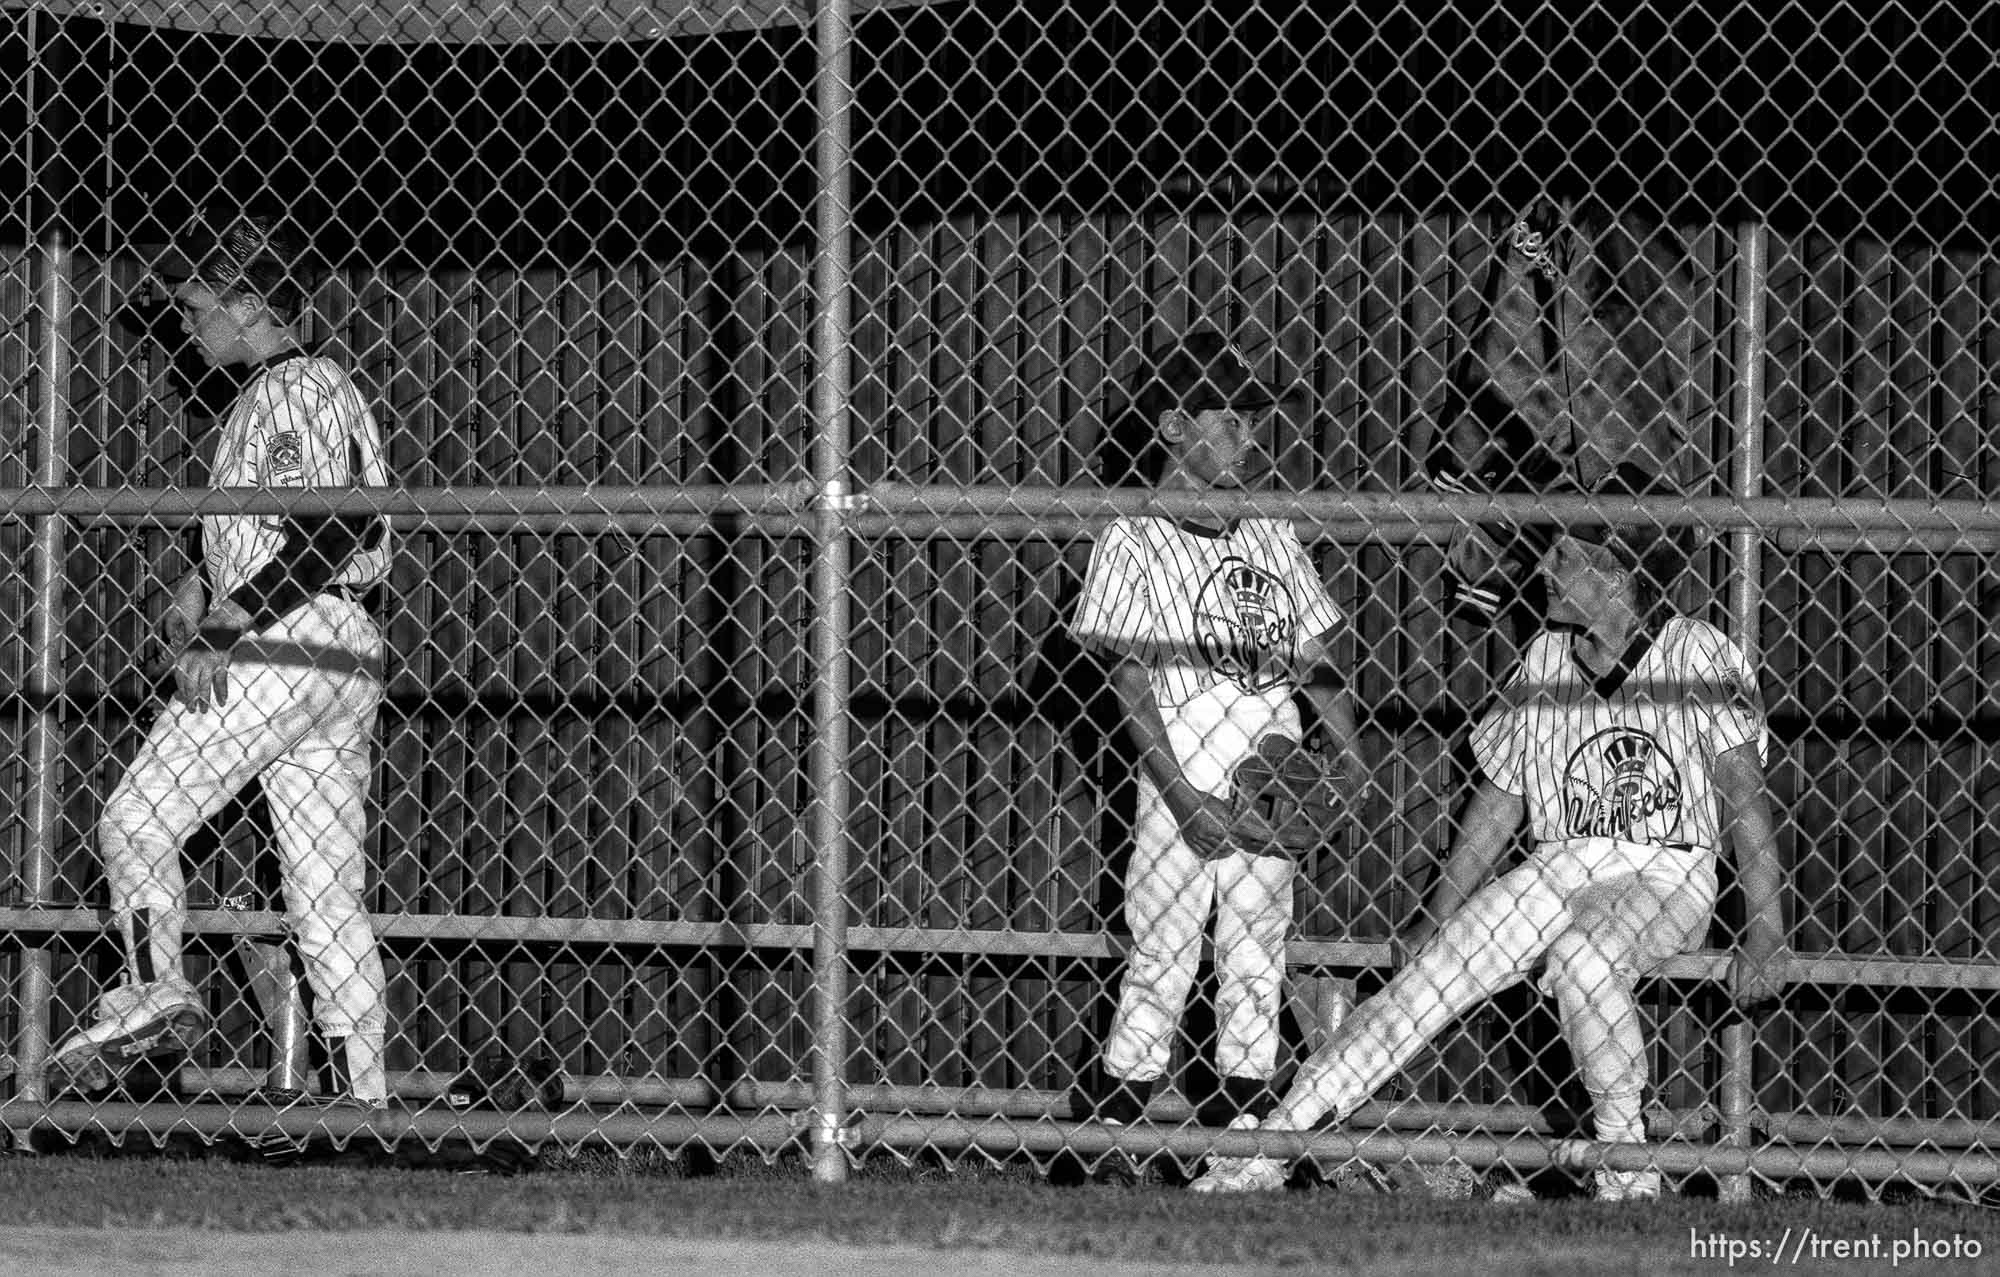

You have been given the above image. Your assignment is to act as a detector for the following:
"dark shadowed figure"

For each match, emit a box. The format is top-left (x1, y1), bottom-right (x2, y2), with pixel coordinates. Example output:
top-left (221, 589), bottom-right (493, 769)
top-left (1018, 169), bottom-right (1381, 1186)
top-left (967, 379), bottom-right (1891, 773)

top-left (1419, 200), bottom-right (1705, 637)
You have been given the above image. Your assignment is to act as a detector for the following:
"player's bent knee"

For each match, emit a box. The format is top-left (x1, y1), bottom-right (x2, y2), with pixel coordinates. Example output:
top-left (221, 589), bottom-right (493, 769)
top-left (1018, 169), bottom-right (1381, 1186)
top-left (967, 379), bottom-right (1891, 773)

top-left (99, 821), bottom-right (183, 910)
top-left (98, 798), bottom-right (165, 865)
top-left (1541, 931), bottom-right (1623, 1003)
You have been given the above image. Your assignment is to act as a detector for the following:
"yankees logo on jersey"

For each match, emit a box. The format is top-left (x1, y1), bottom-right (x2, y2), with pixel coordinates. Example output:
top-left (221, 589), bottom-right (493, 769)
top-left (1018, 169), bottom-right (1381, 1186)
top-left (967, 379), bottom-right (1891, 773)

top-left (1073, 517), bottom-right (1345, 710)
top-left (1471, 615), bottom-right (1767, 853)
top-left (1560, 726), bottom-right (1684, 841)
top-left (1192, 556), bottom-right (1298, 694)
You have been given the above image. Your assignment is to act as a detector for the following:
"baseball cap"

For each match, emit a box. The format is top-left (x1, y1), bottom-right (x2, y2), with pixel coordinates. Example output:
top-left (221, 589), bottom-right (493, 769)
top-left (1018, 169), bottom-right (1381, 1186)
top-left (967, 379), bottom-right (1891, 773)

top-left (154, 208), bottom-right (314, 320)
top-left (1137, 329), bottom-right (1299, 419)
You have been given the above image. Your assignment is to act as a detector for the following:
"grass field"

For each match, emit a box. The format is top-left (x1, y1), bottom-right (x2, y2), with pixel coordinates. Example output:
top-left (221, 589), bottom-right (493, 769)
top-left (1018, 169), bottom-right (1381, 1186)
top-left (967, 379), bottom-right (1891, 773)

top-left (0, 1141), bottom-right (1993, 1275)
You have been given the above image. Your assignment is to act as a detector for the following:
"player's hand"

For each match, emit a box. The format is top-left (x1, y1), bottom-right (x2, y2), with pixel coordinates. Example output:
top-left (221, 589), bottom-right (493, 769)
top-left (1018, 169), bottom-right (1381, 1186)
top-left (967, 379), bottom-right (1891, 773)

top-left (1167, 791), bottom-right (1237, 860)
top-left (1727, 937), bottom-right (1787, 1014)
top-left (1225, 804), bottom-right (1286, 861)
top-left (160, 574), bottom-right (206, 661)
top-left (173, 644), bottom-right (232, 711)
top-left (174, 598), bottom-right (251, 711)
top-left (1390, 917), bottom-right (1437, 973)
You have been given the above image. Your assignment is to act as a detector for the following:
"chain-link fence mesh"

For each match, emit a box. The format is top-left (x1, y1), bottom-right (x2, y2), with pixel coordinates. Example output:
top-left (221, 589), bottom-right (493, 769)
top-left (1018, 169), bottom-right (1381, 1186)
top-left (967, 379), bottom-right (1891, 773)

top-left (1, 0), bottom-right (1996, 1196)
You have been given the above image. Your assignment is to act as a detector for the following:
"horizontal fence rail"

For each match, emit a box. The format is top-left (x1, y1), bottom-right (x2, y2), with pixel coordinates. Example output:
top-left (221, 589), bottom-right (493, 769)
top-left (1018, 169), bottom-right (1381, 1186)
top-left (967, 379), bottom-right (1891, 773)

top-left (4, 486), bottom-right (1997, 534)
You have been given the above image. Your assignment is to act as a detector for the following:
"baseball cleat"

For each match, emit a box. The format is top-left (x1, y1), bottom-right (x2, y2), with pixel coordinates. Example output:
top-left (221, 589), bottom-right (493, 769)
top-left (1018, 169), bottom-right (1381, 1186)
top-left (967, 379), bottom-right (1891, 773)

top-left (1093, 1154), bottom-right (1142, 1188)
top-left (1488, 1175), bottom-right (1660, 1205)
top-left (1594, 1170), bottom-right (1662, 1202)
top-left (1548, 1138), bottom-right (1663, 1202)
top-left (244, 1089), bottom-right (389, 1166)
top-left (44, 979), bottom-right (208, 1096)
top-left (1089, 1116), bottom-right (1145, 1187)
top-left (1188, 1114), bottom-right (1287, 1194)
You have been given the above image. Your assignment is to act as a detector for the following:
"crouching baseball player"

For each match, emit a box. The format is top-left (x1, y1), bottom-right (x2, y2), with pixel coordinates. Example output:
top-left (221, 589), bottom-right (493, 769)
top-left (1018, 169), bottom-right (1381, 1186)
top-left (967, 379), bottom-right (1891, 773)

top-left (1191, 519), bottom-right (1787, 1198)
top-left (1071, 330), bottom-right (1366, 1181)
top-left (46, 209), bottom-right (394, 1110)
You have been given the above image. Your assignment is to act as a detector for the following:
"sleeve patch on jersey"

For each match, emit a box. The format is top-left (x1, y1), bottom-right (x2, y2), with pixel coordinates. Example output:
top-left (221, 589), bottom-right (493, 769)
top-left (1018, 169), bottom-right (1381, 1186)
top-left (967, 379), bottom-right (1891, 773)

top-left (1722, 671), bottom-right (1763, 725)
top-left (265, 431), bottom-right (304, 480)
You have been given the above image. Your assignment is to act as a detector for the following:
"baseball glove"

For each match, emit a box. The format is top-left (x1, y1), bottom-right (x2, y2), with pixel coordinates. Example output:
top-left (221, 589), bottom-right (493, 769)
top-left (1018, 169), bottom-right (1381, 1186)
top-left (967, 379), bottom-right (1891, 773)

top-left (1228, 735), bottom-right (1350, 858)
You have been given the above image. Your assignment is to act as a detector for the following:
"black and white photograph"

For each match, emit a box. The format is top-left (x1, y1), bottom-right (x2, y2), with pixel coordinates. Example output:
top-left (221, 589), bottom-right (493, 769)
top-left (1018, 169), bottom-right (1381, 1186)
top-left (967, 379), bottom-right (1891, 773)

top-left (0, 1), bottom-right (1994, 1272)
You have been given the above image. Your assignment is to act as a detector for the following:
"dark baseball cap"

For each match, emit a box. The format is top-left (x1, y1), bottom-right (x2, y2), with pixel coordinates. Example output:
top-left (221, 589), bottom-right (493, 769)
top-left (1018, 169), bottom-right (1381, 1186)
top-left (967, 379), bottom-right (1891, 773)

top-left (1138, 330), bottom-right (1299, 418)
top-left (153, 208), bottom-right (314, 318)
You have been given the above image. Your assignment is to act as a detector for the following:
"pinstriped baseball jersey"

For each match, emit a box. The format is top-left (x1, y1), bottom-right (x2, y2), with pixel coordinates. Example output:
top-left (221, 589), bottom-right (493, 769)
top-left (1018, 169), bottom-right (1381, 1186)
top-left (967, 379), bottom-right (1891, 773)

top-left (204, 354), bottom-right (391, 600)
top-left (1470, 615), bottom-right (1767, 854)
top-left (1073, 516), bottom-right (1346, 712)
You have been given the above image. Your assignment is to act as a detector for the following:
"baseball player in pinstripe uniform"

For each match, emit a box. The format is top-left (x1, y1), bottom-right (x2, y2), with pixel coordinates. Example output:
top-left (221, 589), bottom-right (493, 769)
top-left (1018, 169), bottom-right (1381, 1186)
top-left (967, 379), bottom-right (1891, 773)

top-left (1071, 331), bottom-right (1367, 1179)
top-left (1192, 519), bottom-right (1787, 1198)
top-left (46, 210), bottom-right (394, 1110)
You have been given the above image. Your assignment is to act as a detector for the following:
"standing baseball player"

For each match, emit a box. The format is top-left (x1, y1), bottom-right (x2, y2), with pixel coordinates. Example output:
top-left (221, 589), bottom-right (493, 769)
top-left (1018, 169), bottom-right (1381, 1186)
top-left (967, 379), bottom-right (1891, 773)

top-left (46, 209), bottom-right (395, 1110)
top-left (1071, 330), bottom-right (1366, 1179)
top-left (1191, 519), bottom-right (1787, 1198)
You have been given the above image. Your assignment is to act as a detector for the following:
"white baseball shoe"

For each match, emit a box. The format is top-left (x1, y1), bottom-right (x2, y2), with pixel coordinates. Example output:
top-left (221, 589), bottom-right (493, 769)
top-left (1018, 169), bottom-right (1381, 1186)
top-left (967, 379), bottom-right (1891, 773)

top-left (1550, 1138), bottom-right (1663, 1202)
top-left (1594, 1169), bottom-right (1662, 1202)
top-left (44, 978), bottom-right (208, 1095)
top-left (1188, 1114), bottom-right (1288, 1194)
top-left (1489, 1173), bottom-right (1661, 1204)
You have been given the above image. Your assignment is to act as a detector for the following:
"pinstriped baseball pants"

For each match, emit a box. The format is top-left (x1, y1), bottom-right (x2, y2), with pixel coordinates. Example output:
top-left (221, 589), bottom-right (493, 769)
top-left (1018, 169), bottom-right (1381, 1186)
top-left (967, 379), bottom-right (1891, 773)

top-left (1269, 839), bottom-right (1715, 1170)
top-left (99, 595), bottom-right (388, 1039)
top-left (1103, 686), bottom-right (1302, 1083)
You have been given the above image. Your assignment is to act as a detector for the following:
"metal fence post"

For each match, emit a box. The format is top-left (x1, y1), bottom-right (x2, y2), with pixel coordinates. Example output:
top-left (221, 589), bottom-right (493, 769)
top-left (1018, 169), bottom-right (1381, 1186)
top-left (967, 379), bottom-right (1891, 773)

top-left (16, 231), bottom-right (75, 1104)
top-left (1719, 218), bottom-right (1770, 1203)
top-left (806, 0), bottom-right (857, 1185)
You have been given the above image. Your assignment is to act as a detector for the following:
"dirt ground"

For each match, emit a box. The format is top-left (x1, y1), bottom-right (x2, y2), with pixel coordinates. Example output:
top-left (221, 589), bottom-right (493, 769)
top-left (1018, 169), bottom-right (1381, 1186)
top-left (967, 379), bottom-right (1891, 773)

top-left (0, 1227), bottom-right (1280, 1277)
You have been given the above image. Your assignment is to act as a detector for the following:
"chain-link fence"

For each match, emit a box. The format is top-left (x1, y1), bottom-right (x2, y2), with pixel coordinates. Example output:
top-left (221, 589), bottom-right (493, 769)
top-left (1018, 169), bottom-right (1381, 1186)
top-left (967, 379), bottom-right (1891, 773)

top-left (1, 0), bottom-right (1997, 1198)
